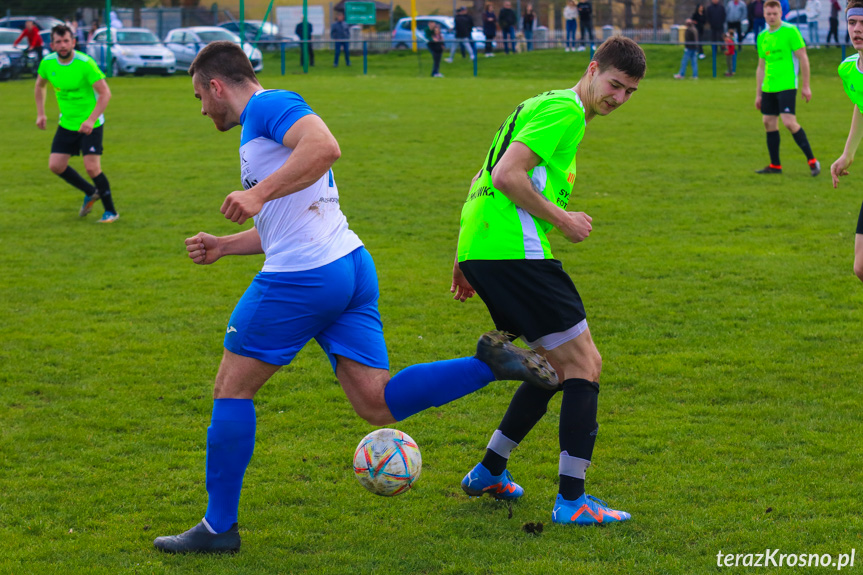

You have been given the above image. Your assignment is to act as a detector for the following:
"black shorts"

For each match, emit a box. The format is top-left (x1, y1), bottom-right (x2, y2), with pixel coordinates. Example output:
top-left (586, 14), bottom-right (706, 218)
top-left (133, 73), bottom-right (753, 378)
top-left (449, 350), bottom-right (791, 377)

top-left (856, 201), bottom-right (863, 235)
top-left (51, 125), bottom-right (104, 156)
top-left (459, 258), bottom-right (588, 349)
top-left (761, 89), bottom-right (797, 116)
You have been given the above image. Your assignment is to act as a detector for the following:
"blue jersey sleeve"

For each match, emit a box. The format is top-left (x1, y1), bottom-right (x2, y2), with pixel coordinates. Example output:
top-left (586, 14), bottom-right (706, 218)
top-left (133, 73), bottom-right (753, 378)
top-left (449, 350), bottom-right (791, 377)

top-left (241, 90), bottom-right (316, 145)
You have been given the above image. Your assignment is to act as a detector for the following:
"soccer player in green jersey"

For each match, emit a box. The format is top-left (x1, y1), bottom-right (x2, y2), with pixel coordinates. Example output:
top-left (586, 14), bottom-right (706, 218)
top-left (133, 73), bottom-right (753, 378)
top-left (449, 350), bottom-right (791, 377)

top-left (34, 24), bottom-right (119, 222)
top-left (754, 0), bottom-right (821, 176)
top-left (451, 36), bottom-right (645, 525)
top-left (830, 0), bottom-right (863, 281)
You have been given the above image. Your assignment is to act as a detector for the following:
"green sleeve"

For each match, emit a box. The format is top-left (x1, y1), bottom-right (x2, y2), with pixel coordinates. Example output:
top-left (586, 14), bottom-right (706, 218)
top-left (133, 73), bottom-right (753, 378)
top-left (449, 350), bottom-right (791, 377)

top-left (513, 100), bottom-right (579, 163)
top-left (790, 26), bottom-right (805, 50)
top-left (37, 59), bottom-right (48, 80)
top-left (86, 57), bottom-right (107, 85)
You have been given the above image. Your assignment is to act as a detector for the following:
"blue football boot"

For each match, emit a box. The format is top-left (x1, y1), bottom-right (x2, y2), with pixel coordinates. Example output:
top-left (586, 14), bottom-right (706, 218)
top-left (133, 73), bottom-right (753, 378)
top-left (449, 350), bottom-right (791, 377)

top-left (461, 462), bottom-right (524, 500)
top-left (552, 493), bottom-right (631, 525)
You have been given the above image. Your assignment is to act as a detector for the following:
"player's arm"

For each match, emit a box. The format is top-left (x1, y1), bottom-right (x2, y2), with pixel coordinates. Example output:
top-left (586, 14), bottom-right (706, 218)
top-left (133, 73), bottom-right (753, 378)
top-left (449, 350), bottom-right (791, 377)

top-left (185, 228), bottom-right (263, 265)
top-left (35, 75), bottom-right (48, 130)
top-left (831, 106), bottom-right (863, 188)
top-left (795, 47), bottom-right (812, 102)
top-left (755, 57), bottom-right (765, 109)
top-left (491, 141), bottom-right (592, 243)
top-left (79, 79), bottom-right (111, 135)
top-left (220, 115), bottom-right (340, 225)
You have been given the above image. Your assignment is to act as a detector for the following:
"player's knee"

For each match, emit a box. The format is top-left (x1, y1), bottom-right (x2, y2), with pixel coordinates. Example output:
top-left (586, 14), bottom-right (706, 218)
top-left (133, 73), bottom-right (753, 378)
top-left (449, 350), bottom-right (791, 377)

top-left (854, 258), bottom-right (863, 282)
top-left (48, 159), bottom-right (66, 174)
top-left (355, 401), bottom-right (396, 426)
top-left (783, 118), bottom-right (799, 132)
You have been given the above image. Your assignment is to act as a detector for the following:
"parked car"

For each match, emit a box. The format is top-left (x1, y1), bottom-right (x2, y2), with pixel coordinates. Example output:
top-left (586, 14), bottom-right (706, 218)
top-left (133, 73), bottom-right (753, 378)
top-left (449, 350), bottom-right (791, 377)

top-left (86, 27), bottom-right (176, 76)
top-left (0, 26), bottom-right (36, 78)
top-left (391, 16), bottom-right (491, 50)
top-left (219, 20), bottom-right (280, 43)
top-left (164, 26), bottom-right (263, 72)
top-left (0, 15), bottom-right (63, 32)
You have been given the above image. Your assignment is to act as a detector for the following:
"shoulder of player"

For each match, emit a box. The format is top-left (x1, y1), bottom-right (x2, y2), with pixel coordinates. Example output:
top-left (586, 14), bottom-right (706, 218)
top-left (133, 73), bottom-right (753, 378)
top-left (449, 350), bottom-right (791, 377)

top-left (839, 53), bottom-right (860, 73)
top-left (42, 52), bottom-right (59, 63)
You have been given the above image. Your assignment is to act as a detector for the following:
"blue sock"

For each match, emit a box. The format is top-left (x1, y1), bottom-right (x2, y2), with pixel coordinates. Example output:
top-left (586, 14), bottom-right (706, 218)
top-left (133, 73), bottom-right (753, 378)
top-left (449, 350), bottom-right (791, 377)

top-left (203, 399), bottom-right (256, 533)
top-left (384, 357), bottom-right (495, 421)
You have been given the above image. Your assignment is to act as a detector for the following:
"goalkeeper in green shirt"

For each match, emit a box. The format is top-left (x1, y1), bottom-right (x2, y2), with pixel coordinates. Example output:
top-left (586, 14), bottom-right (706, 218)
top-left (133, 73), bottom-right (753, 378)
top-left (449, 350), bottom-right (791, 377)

top-left (754, 0), bottom-right (820, 176)
top-left (451, 36), bottom-right (645, 526)
top-left (830, 0), bottom-right (863, 281)
top-left (35, 24), bottom-right (119, 222)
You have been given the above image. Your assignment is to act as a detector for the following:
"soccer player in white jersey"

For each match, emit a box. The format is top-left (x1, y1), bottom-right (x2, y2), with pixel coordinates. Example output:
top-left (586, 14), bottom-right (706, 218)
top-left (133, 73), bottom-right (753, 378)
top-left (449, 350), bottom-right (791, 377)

top-left (153, 41), bottom-right (557, 555)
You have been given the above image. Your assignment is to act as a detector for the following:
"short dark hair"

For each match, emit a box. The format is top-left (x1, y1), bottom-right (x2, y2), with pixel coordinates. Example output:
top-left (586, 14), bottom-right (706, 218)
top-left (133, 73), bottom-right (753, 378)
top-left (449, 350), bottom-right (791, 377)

top-left (591, 36), bottom-right (646, 80)
top-left (847, 0), bottom-right (863, 12)
top-left (189, 40), bottom-right (257, 87)
top-left (51, 24), bottom-right (74, 40)
top-left (764, 0), bottom-right (781, 9)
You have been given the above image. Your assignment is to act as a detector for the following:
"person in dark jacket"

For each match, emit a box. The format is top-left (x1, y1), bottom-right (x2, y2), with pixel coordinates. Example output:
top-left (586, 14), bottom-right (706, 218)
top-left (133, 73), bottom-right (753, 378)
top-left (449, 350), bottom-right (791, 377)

top-left (427, 21), bottom-right (445, 77)
top-left (674, 19), bottom-right (700, 78)
top-left (331, 11), bottom-right (350, 67)
top-left (577, 0), bottom-right (594, 46)
top-left (296, 19), bottom-right (314, 67)
top-left (522, 3), bottom-right (535, 51)
top-left (826, 0), bottom-right (840, 43)
top-left (498, 1), bottom-right (517, 54)
top-left (706, 0), bottom-right (727, 47)
top-left (692, 4), bottom-right (707, 56)
top-left (447, 6), bottom-right (475, 61)
top-left (483, 2), bottom-right (497, 56)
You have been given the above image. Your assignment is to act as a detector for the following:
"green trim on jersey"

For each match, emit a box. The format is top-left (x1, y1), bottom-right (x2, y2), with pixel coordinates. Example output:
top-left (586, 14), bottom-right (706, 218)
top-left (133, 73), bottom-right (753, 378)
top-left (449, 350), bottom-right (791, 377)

top-left (757, 23), bottom-right (805, 93)
top-left (457, 89), bottom-right (586, 261)
top-left (38, 51), bottom-right (107, 131)
top-left (839, 54), bottom-right (863, 113)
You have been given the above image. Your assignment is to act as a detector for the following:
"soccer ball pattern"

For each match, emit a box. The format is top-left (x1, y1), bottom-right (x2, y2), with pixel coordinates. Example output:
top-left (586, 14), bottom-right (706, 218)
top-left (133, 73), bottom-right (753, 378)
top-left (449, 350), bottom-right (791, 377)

top-left (353, 428), bottom-right (422, 496)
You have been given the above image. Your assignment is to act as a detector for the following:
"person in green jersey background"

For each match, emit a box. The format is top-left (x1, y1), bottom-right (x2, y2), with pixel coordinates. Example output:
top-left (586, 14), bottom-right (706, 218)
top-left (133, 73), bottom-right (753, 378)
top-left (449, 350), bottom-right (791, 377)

top-left (450, 36), bottom-right (645, 526)
top-left (754, 0), bottom-right (821, 176)
top-left (830, 0), bottom-right (863, 281)
top-left (35, 24), bottom-right (119, 223)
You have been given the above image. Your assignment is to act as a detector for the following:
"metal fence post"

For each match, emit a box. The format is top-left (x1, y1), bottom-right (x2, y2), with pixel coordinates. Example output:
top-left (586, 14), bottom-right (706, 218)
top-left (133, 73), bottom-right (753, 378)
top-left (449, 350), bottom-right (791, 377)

top-left (363, 40), bottom-right (368, 74)
top-left (473, 48), bottom-right (478, 76)
top-left (712, 43), bottom-right (717, 78)
top-left (281, 41), bottom-right (285, 75)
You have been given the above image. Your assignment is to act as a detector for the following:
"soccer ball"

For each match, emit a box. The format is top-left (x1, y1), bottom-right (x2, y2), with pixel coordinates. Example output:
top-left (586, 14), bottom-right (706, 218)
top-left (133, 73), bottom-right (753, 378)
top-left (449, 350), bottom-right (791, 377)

top-left (353, 428), bottom-right (422, 496)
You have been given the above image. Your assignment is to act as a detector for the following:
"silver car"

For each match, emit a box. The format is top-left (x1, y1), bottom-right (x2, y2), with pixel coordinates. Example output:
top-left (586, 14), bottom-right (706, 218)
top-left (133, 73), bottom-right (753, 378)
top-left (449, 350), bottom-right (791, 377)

top-left (164, 26), bottom-right (263, 72)
top-left (87, 27), bottom-right (176, 76)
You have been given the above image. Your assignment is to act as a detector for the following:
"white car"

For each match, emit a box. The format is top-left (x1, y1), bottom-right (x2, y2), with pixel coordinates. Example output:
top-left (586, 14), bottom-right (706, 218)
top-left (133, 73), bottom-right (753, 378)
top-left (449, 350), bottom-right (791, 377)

top-left (87, 27), bottom-right (176, 76)
top-left (164, 26), bottom-right (263, 72)
top-left (0, 27), bottom-right (37, 78)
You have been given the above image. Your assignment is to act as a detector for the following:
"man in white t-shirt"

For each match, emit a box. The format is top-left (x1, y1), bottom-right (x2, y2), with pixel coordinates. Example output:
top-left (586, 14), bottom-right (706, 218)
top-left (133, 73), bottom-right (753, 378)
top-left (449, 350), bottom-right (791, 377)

top-left (152, 41), bottom-right (558, 555)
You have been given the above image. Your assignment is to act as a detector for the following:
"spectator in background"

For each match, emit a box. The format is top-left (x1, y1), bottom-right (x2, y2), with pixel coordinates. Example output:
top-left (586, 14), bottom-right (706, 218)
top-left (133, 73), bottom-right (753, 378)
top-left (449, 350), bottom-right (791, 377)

top-left (12, 20), bottom-right (44, 70)
top-left (564, 0), bottom-right (578, 51)
top-left (522, 4), bottom-right (536, 51)
top-left (692, 4), bottom-right (707, 57)
top-left (779, 0), bottom-right (790, 18)
top-left (109, 10), bottom-right (123, 29)
top-left (674, 19), bottom-right (700, 78)
top-left (805, 0), bottom-right (822, 43)
top-left (296, 18), bottom-right (314, 67)
top-left (498, 1), bottom-right (517, 54)
top-left (427, 21), bottom-right (445, 77)
top-left (87, 20), bottom-right (99, 43)
top-left (706, 0), bottom-right (727, 49)
top-left (331, 11), bottom-right (350, 67)
top-left (447, 6), bottom-right (475, 61)
top-left (726, 0), bottom-right (746, 46)
top-left (483, 3), bottom-right (497, 57)
top-left (723, 29), bottom-right (736, 74)
top-left (748, 0), bottom-right (766, 39)
top-left (826, 0), bottom-right (840, 43)
top-left (76, 12), bottom-right (87, 45)
top-left (577, 0), bottom-right (594, 49)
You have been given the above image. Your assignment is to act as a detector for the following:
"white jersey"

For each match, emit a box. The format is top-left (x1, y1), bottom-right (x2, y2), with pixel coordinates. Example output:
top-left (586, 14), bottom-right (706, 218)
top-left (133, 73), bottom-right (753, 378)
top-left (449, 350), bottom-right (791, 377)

top-left (239, 89), bottom-right (362, 272)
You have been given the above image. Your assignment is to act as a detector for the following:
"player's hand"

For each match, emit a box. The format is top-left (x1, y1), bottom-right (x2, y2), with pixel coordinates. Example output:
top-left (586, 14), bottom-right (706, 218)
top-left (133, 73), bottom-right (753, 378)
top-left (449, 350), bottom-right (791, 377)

top-left (754, 94), bottom-right (762, 110)
top-left (78, 119), bottom-right (95, 135)
top-left (36, 115), bottom-right (47, 130)
top-left (831, 154), bottom-right (853, 188)
top-left (801, 86), bottom-right (812, 103)
top-left (451, 260), bottom-right (476, 302)
top-left (221, 189), bottom-right (264, 225)
top-left (556, 210), bottom-right (593, 243)
top-left (185, 232), bottom-right (222, 265)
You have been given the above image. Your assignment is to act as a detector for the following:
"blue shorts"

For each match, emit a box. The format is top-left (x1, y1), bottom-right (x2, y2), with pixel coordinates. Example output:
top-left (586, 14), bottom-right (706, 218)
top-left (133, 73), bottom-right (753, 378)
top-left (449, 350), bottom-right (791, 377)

top-left (224, 246), bottom-right (389, 371)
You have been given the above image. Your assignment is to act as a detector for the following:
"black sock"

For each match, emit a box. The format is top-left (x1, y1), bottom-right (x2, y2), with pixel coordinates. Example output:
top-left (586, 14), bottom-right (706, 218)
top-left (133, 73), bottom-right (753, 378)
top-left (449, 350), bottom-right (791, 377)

top-left (558, 378), bottom-right (599, 500)
top-left (480, 382), bottom-right (558, 475)
top-left (58, 167), bottom-right (96, 195)
top-left (792, 127), bottom-right (815, 161)
top-left (766, 130), bottom-right (781, 167)
top-left (92, 173), bottom-right (116, 213)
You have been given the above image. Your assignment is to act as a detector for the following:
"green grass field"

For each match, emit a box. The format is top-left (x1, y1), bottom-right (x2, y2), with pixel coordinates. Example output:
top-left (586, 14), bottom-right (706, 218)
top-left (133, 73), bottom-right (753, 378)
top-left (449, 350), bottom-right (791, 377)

top-left (2, 45), bottom-right (863, 574)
